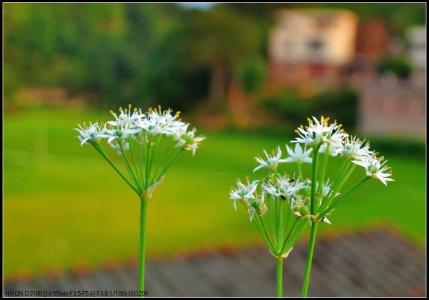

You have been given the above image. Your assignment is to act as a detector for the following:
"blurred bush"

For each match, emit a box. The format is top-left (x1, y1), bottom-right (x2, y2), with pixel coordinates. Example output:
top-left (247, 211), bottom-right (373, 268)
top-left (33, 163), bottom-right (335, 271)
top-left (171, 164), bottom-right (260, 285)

top-left (238, 57), bottom-right (266, 94)
top-left (369, 137), bottom-right (425, 157)
top-left (4, 63), bottom-right (20, 100)
top-left (262, 86), bottom-right (358, 128)
top-left (376, 56), bottom-right (413, 80)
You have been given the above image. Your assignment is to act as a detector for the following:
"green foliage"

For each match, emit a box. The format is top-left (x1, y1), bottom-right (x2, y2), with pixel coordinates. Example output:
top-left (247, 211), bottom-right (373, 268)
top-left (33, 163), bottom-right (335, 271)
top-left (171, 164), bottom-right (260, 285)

top-left (139, 29), bottom-right (210, 111)
top-left (263, 86), bottom-right (358, 128)
top-left (376, 56), bottom-right (413, 80)
top-left (4, 64), bottom-right (20, 99)
top-left (239, 57), bottom-right (266, 93)
top-left (369, 137), bottom-right (425, 157)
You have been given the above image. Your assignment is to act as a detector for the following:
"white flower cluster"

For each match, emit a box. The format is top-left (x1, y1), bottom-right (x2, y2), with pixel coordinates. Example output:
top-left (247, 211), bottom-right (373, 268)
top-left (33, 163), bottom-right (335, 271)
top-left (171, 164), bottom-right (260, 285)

top-left (291, 116), bottom-right (393, 186)
top-left (253, 144), bottom-right (312, 173)
top-left (75, 106), bottom-right (205, 156)
top-left (230, 176), bottom-right (318, 221)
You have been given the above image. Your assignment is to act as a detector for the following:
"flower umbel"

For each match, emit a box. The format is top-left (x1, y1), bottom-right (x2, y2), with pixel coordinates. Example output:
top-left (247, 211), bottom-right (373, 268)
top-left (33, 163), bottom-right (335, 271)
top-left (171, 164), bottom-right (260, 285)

top-left (75, 105), bottom-right (205, 196)
top-left (75, 105), bottom-right (204, 295)
top-left (230, 115), bottom-right (393, 297)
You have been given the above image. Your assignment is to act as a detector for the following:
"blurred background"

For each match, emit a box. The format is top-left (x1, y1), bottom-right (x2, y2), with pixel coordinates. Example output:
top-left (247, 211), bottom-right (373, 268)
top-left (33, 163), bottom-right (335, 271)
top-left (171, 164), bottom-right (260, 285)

top-left (3, 2), bottom-right (426, 296)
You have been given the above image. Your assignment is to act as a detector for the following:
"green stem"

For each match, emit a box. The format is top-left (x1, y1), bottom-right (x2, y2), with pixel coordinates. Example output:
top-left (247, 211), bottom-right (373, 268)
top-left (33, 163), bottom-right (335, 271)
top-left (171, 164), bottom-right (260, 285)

top-left (91, 142), bottom-right (140, 194)
top-left (320, 176), bottom-right (369, 217)
top-left (119, 141), bottom-right (140, 190)
top-left (310, 145), bottom-right (321, 214)
top-left (301, 221), bottom-right (318, 297)
top-left (316, 147), bottom-right (330, 207)
top-left (318, 162), bottom-right (355, 215)
top-left (277, 256), bottom-right (283, 297)
top-left (153, 149), bottom-right (182, 184)
top-left (297, 164), bottom-right (302, 179)
top-left (138, 196), bottom-right (148, 297)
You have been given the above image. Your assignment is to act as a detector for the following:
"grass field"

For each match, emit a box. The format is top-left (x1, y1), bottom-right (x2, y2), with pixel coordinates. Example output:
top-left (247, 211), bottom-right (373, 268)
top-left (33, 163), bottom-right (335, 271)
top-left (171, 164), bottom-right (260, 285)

top-left (4, 107), bottom-right (426, 278)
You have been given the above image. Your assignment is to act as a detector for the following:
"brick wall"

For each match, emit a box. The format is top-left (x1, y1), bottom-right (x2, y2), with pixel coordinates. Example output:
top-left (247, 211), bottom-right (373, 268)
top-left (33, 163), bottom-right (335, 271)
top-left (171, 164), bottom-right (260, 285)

top-left (358, 76), bottom-right (426, 138)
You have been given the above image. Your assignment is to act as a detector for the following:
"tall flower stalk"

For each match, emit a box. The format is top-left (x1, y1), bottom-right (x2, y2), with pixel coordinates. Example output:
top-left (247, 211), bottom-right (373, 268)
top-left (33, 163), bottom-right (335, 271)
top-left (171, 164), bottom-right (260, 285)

top-left (291, 117), bottom-right (393, 297)
top-left (230, 145), bottom-right (314, 297)
top-left (75, 105), bottom-right (205, 295)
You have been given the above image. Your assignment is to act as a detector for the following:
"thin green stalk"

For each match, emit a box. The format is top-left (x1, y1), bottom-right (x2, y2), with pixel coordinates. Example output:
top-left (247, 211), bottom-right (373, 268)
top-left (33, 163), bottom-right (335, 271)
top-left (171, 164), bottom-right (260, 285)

top-left (297, 164), bottom-right (303, 179)
top-left (144, 136), bottom-right (152, 189)
top-left (318, 164), bottom-right (357, 215)
top-left (138, 196), bottom-right (148, 296)
top-left (277, 200), bottom-right (284, 253)
top-left (153, 149), bottom-right (182, 184)
top-left (139, 133), bottom-right (147, 187)
top-left (277, 256), bottom-right (283, 297)
top-left (253, 217), bottom-right (274, 252)
top-left (257, 215), bottom-right (276, 251)
top-left (275, 198), bottom-right (281, 250)
top-left (310, 145), bottom-right (321, 214)
top-left (119, 141), bottom-right (140, 190)
top-left (320, 176), bottom-right (369, 217)
top-left (129, 138), bottom-right (143, 186)
top-left (316, 147), bottom-right (330, 207)
top-left (301, 221), bottom-right (318, 297)
top-left (279, 218), bottom-right (298, 254)
top-left (91, 142), bottom-right (140, 194)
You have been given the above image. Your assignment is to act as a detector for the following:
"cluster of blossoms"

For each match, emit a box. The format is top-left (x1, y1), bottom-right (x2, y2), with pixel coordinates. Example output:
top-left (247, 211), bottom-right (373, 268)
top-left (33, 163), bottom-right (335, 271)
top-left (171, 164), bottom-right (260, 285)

top-left (230, 116), bottom-right (393, 250)
top-left (229, 116), bottom-right (393, 296)
top-left (292, 116), bottom-right (393, 186)
top-left (76, 106), bottom-right (205, 156)
top-left (75, 105), bottom-right (205, 197)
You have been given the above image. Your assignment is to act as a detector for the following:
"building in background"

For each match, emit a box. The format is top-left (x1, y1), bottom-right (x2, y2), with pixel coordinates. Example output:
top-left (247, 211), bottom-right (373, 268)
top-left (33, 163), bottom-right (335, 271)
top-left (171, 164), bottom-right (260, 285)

top-left (268, 9), bottom-right (358, 87)
top-left (407, 26), bottom-right (426, 72)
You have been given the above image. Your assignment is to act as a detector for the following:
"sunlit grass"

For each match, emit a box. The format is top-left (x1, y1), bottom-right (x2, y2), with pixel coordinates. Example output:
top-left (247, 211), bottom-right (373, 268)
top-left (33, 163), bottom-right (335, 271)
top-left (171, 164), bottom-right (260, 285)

top-left (4, 108), bottom-right (426, 277)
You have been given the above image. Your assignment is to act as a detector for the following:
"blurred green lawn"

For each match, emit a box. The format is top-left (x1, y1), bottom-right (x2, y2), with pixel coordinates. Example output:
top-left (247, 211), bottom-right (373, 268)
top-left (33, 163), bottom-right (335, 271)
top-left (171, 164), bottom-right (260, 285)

top-left (4, 108), bottom-right (426, 278)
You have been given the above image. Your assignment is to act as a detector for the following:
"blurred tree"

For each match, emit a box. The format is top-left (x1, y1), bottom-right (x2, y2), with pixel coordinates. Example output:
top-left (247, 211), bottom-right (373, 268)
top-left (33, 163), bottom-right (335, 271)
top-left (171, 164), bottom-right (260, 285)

top-left (180, 7), bottom-right (261, 106)
top-left (4, 3), bottom-right (424, 108)
top-left (376, 56), bottom-right (412, 80)
top-left (238, 57), bottom-right (266, 94)
top-left (139, 27), bottom-right (210, 112)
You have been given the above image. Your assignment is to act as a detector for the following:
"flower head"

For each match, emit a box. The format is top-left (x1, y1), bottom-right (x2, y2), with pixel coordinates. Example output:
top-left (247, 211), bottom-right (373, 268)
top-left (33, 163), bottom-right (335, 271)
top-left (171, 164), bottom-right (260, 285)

top-left (108, 105), bottom-right (142, 128)
top-left (284, 144), bottom-right (312, 164)
top-left (253, 147), bottom-right (288, 172)
top-left (293, 116), bottom-right (348, 149)
top-left (230, 179), bottom-right (259, 210)
top-left (75, 122), bottom-right (105, 146)
top-left (230, 179), bottom-right (266, 220)
top-left (342, 136), bottom-right (372, 160)
top-left (263, 175), bottom-right (306, 200)
top-left (352, 154), bottom-right (394, 185)
top-left (174, 125), bottom-right (206, 155)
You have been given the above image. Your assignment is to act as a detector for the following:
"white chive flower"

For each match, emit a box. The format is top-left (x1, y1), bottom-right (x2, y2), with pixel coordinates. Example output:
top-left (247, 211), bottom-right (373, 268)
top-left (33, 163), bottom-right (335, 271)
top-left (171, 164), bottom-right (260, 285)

top-left (253, 147), bottom-right (288, 172)
top-left (174, 125), bottom-right (206, 156)
top-left (230, 179), bottom-right (259, 211)
top-left (284, 144), bottom-right (312, 164)
top-left (342, 136), bottom-right (372, 160)
top-left (292, 116), bottom-right (348, 149)
top-left (107, 105), bottom-right (142, 128)
top-left (264, 175), bottom-right (306, 200)
top-left (352, 154), bottom-right (394, 185)
top-left (75, 122), bottom-right (105, 146)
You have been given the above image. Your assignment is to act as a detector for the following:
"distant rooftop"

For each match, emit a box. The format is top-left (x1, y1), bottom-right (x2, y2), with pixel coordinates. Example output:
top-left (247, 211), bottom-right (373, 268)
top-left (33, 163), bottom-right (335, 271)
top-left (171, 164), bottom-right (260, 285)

top-left (4, 229), bottom-right (425, 297)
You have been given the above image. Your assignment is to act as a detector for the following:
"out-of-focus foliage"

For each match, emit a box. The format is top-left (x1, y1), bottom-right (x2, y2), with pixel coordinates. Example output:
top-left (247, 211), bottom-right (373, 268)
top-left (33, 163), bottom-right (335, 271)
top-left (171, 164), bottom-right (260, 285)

top-left (263, 86), bottom-right (358, 128)
top-left (4, 3), bottom-right (425, 109)
top-left (369, 136), bottom-right (425, 157)
top-left (238, 57), bottom-right (266, 93)
top-left (376, 56), bottom-right (413, 80)
top-left (4, 3), bottom-right (197, 109)
top-left (180, 7), bottom-right (262, 105)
